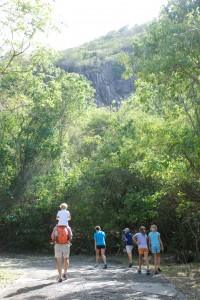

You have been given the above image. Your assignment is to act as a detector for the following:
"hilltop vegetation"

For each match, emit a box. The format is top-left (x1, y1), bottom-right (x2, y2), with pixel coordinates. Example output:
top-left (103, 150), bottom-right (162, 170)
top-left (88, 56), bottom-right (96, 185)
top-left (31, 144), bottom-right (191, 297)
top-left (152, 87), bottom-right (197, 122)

top-left (0, 0), bottom-right (199, 261)
top-left (58, 24), bottom-right (145, 72)
top-left (57, 25), bottom-right (146, 105)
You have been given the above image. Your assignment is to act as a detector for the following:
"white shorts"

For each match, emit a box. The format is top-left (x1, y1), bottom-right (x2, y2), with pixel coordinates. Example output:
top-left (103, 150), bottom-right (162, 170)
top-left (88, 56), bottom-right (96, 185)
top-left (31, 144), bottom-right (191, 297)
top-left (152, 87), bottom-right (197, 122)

top-left (54, 244), bottom-right (70, 258)
top-left (126, 245), bottom-right (133, 254)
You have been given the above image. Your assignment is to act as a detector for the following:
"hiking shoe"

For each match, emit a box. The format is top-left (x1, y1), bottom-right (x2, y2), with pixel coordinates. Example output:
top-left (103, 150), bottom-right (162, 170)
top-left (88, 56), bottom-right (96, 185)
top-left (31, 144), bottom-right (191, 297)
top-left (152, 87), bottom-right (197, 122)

top-left (158, 268), bottom-right (162, 272)
top-left (94, 264), bottom-right (99, 269)
top-left (137, 269), bottom-right (141, 273)
top-left (128, 263), bottom-right (133, 267)
top-left (155, 271), bottom-right (159, 275)
top-left (146, 270), bottom-right (150, 275)
top-left (58, 278), bottom-right (62, 283)
top-left (63, 274), bottom-right (67, 279)
top-left (103, 264), bottom-right (107, 269)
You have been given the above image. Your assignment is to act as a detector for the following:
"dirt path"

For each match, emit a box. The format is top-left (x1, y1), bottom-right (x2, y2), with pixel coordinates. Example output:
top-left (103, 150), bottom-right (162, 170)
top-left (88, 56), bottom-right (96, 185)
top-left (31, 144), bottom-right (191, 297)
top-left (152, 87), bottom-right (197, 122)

top-left (0, 255), bottom-right (186, 300)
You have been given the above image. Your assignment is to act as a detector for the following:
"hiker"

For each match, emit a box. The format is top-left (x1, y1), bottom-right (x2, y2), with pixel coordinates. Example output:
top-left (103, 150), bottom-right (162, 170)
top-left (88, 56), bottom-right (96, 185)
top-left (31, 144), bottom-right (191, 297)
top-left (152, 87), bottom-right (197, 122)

top-left (56, 203), bottom-right (71, 226)
top-left (94, 226), bottom-right (107, 269)
top-left (50, 202), bottom-right (72, 245)
top-left (132, 226), bottom-right (150, 275)
top-left (122, 228), bottom-right (133, 267)
top-left (51, 225), bottom-right (72, 282)
top-left (148, 224), bottom-right (164, 274)
top-left (50, 224), bottom-right (72, 245)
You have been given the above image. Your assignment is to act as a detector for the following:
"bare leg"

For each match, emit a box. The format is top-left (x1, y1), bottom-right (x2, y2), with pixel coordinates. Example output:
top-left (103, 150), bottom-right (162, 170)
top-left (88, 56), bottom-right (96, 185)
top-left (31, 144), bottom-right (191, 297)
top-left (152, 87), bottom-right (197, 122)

top-left (57, 257), bottom-right (62, 279)
top-left (96, 249), bottom-right (100, 264)
top-left (144, 252), bottom-right (149, 270)
top-left (138, 253), bottom-right (142, 270)
top-left (64, 257), bottom-right (69, 275)
top-left (128, 252), bottom-right (133, 264)
top-left (101, 248), bottom-right (106, 264)
top-left (157, 253), bottom-right (161, 269)
top-left (153, 253), bottom-right (158, 271)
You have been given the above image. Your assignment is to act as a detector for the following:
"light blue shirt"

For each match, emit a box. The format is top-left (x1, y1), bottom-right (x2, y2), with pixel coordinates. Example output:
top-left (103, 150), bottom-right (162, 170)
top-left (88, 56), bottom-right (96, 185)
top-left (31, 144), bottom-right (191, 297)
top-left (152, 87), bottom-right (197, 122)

top-left (148, 232), bottom-right (160, 245)
top-left (94, 231), bottom-right (106, 246)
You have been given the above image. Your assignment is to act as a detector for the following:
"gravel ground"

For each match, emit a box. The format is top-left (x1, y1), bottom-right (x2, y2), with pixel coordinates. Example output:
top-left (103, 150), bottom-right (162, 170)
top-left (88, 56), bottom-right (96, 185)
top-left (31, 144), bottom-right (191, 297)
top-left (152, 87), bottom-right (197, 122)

top-left (0, 255), bottom-right (186, 300)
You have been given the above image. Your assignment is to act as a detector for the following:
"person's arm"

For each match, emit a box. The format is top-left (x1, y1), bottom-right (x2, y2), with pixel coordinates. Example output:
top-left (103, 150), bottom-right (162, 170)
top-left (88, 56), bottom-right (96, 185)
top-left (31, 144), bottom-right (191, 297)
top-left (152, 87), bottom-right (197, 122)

top-left (132, 235), bottom-right (139, 246)
top-left (148, 235), bottom-right (151, 250)
top-left (56, 211), bottom-right (60, 221)
top-left (122, 234), bottom-right (127, 241)
top-left (68, 214), bottom-right (71, 221)
top-left (94, 239), bottom-right (96, 250)
top-left (158, 235), bottom-right (164, 251)
top-left (51, 227), bottom-right (56, 241)
top-left (146, 236), bottom-right (150, 249)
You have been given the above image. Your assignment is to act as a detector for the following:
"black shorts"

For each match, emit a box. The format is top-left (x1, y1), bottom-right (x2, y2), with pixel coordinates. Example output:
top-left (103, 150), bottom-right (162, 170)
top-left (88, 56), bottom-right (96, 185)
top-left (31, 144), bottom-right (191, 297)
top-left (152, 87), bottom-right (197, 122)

top-left (96, 245), bottom-right (106, 249)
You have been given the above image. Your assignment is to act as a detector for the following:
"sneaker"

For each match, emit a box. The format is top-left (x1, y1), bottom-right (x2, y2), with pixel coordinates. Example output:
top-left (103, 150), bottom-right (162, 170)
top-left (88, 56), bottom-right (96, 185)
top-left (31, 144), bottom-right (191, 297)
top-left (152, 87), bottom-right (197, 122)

top-left (155, 271), bottom-right (159, 275)
top-left (58, 278), bottom-right (62, 283)
top-left (94, 264), bottom-right (99, 269)
top-left (158, 268), bottom-right (162, 272)
top-left (137, 269), bottom-right (141, 273)
top-left (128, 263), bottom-right (133, 267)
top-left (63, 274), bottom-right (67, 279)
top-left (103, 264), bottom-right (107, 269)
top-left (146, 270), bottom-right (150, 275)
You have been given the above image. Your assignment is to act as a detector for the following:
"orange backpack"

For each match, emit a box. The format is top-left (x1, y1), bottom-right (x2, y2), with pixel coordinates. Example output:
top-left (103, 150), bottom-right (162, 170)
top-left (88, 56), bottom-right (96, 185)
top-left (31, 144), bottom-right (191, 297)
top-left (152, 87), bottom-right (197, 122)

top-left (55, 226), bottom-right (69, 244)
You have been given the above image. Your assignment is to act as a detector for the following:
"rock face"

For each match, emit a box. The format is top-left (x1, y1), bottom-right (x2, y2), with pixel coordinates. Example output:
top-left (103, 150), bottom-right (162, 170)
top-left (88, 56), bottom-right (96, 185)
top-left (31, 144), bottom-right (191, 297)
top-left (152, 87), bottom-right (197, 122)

top-left (82, 62), bottom-right (135, 106)
top-left (57, 25), bottom-right (144, 106)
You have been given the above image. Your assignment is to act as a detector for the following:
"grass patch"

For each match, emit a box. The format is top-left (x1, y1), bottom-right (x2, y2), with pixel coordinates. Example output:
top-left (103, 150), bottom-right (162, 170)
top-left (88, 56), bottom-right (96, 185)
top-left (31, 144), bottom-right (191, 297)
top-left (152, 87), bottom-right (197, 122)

top-left (162, 263), bottom-right (200, 300)
top-left (0, 269), bottom-right (21, 288)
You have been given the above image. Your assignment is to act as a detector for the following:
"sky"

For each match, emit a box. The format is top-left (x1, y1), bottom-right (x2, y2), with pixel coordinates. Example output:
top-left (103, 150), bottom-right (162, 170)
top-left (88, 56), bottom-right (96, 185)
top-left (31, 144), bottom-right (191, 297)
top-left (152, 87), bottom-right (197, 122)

top-left (42, 0), bottom-right (168, 50)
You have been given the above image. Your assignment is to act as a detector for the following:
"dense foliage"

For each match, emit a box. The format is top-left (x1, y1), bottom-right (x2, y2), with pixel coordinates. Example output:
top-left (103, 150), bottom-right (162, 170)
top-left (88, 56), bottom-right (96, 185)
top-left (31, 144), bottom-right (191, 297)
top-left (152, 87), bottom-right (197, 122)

top-left (0, 0), bottom-right (199, 260)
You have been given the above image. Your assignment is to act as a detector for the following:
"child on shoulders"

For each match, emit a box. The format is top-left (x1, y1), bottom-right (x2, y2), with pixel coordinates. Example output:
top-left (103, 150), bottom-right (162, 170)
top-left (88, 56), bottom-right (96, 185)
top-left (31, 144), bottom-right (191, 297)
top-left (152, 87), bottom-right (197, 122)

top-left (56, 203), bottom-right (71, 226)
top-left (50, 203), bottom-right (72, 245)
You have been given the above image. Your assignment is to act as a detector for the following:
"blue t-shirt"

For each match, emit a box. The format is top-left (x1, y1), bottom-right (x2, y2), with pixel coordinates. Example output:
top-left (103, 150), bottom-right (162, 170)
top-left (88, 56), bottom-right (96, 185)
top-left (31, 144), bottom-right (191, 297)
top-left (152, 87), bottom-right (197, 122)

top-left (94, 231), bottom-right (106, 246)
top-left (148, 232), bottom-right (160, 245)
top-left (123, 233), bottom-right (133, 246)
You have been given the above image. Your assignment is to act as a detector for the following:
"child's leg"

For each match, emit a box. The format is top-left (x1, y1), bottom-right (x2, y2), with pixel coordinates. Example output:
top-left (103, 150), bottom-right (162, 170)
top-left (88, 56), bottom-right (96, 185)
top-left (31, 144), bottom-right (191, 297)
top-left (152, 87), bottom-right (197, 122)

top-left (153, 253), bottom-right (158, 271)
top-left (101, 248), bottom-right (106, 264)
top-left (138, 252), bottom-right (142, 270)
top-left (96, 248), bottom-right (100, 264)
top-left (157, 253), bottom-right (161, 269)
top-left (144, 252), bottom-right (149, 270)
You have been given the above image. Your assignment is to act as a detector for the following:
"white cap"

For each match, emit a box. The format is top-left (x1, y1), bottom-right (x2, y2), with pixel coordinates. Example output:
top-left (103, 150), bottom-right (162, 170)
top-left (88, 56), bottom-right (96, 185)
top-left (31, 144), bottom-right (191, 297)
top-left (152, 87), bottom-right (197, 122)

top-left (123, 228), bottom-right (130, 233)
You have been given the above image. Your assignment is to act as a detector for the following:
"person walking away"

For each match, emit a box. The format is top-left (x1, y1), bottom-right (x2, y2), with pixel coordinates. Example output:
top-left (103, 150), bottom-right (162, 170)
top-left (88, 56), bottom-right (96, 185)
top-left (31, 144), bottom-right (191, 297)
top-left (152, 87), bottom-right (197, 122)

top-left (56, 203), bottom-right (71, 226)
top-left (132, 226), bottom-right (150, 275)
top-left (148, 224), bottom-right (164, 274)
top-left (50, 224), bottom-right (72, 245)
top-left (94, 226), bottom-right (107, 269)
top-left (51, 225), bottom-right (72, 282)
top-left (122, 228), bottom-right (133, 267)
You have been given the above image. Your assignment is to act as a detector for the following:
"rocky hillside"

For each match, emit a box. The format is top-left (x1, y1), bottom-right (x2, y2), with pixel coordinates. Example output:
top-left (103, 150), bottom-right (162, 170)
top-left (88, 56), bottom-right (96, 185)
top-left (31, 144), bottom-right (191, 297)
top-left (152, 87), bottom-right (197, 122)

top-left (57, 24), bottom-right (146, 106)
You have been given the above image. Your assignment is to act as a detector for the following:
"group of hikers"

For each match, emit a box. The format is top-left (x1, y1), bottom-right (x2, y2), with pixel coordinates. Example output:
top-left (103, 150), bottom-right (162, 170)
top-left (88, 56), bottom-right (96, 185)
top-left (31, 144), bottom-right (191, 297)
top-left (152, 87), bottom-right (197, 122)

top-left (51, 203), bottom-right (164, 282)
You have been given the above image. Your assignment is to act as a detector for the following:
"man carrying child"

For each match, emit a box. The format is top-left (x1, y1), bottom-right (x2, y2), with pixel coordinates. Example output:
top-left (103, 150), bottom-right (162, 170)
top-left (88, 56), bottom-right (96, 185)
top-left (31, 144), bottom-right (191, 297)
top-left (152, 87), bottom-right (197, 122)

top-left (51, 203), bottom-right (72, 282)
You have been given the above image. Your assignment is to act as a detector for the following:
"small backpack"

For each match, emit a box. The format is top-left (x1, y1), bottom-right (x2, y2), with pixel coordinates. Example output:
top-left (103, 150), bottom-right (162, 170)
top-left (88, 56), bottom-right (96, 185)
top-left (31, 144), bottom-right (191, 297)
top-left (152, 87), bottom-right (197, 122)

top-left (55, 226), bottom-right (69, 244)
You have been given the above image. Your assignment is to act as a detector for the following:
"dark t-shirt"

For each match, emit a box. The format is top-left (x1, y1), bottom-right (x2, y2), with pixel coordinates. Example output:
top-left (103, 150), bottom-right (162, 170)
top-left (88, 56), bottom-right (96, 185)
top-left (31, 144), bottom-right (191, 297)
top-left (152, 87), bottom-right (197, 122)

top-left (123, 232), bottom-right (133, 246)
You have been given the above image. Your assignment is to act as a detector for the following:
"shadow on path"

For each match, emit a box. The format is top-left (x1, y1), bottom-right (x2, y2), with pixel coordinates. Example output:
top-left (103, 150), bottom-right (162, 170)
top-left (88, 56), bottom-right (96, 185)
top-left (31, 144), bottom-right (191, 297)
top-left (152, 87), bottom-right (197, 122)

top-left (4, 282), bottom-right (54, 298)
